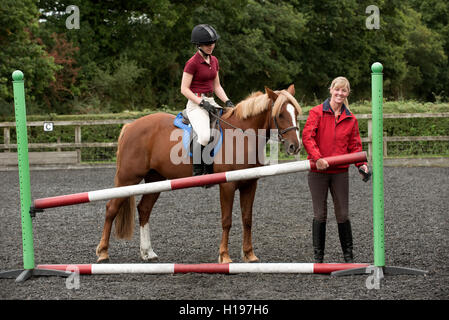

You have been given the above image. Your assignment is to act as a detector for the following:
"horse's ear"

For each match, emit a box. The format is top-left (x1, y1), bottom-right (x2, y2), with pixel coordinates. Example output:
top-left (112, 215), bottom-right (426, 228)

top-left (287, 84), bottom-right (295, 95)
top-left (265, 86), bottom-right (278, 101)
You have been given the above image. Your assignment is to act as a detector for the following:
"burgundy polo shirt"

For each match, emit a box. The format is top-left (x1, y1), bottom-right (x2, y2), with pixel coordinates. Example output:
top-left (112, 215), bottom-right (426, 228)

top-left (184, 52), bottom-right (219, 93)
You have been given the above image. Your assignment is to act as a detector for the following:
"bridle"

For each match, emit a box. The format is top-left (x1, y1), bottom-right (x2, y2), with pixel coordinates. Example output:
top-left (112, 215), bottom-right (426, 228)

top-left (267, 99), bottom-right (300, 144)
top-left (272, 107), bottom-right (299, 143)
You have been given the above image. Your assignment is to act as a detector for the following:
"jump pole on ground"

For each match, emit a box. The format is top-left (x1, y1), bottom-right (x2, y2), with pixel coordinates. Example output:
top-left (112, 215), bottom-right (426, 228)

top-left (36, 263), bottom-right (370, 275)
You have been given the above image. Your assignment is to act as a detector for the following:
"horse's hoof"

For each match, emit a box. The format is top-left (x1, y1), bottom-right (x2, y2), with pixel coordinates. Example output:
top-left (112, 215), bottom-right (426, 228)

top-left (243, 256), bottom-right (260, 263)
top-left (141, 255), bottom-right (159, 262)
top-left (97, 257), bottom-right (110, 264)
top-left (218, 255), bottom-right (233, 264)
top-left (242, 251), bottom-right (260, 263)
top-left (141, 250), bottom-right (158, 262)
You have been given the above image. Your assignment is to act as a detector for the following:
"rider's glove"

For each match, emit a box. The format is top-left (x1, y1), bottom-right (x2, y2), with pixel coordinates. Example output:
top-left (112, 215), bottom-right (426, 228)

top-left (199, 99), bottom-right (215, 113)
top-left (225, 100), bottom-right (235, 108)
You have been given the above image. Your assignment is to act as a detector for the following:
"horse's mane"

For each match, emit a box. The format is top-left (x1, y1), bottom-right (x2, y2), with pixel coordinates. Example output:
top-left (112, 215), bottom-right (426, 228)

top-left (222, 90), bottom-right (302, 120)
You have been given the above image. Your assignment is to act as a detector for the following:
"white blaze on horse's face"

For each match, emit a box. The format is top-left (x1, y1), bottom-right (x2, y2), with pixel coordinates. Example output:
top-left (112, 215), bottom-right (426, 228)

top-left (286, 104), bottom-right (300, 143)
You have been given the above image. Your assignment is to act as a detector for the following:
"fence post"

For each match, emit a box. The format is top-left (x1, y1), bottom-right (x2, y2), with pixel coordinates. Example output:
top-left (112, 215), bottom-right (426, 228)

top-left (3, 127), bottom-right (11, 152)
top-left (75, 125), bottom-right (81, 164)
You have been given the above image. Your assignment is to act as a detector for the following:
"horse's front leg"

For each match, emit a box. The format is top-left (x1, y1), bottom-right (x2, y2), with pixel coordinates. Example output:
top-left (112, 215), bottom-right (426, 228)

top-left (218, 183), bottom-right (236, 263)
top-left (239, 180), bottom-right (259, 263)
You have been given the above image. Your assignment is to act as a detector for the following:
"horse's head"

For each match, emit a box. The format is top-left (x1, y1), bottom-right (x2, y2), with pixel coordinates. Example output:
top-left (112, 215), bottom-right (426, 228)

top-left (265, 85), bottom-right (302, 155)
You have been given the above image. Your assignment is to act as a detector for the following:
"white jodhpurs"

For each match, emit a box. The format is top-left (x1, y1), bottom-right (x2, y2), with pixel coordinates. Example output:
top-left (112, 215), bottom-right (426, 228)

top-left (186, 96), bottom-right (221, 146)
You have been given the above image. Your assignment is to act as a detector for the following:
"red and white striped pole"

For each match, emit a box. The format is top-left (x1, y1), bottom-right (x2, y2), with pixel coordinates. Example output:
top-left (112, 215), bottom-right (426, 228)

top-left (33, 152), bottom-right (367, 210)
top-left (37, 263), bottom-right (369, 275)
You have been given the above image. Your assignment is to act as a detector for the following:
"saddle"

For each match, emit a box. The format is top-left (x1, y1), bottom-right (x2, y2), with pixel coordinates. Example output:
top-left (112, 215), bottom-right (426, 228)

top-left (173, 108), bottom-right (223, 158)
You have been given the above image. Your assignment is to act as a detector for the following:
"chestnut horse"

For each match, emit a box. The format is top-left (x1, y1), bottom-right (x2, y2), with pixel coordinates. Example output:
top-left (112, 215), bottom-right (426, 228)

top-left (96, 85), bottom-right (302, 264)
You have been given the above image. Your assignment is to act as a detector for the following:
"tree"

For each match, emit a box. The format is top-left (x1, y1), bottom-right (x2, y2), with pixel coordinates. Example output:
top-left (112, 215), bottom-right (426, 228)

top-left (36, 33), bottom-right (80, 112)
top-left (38, 0), bottom-right (189, 111)
top-left (401, 7), bottom-right (447, 100)
top-left (409, 0), bottom-right (449, 100)
top-left (289, 0), bottom-right (416, 102)
top-left (0, 0), bottom-right (59, 116)
top-left (187, 0), bottom-right (307, 103)
top-left (25, 0), bottom-right (448, 115)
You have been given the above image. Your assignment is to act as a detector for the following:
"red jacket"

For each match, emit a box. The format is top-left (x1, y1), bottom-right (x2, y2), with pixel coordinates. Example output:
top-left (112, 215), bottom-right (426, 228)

top-left (302, 99), bottom-right (366, 173)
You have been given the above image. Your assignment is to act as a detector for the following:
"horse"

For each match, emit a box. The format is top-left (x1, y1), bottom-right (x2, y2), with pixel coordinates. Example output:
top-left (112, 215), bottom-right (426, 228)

top-left (95, 84), bottom-right (302, 264)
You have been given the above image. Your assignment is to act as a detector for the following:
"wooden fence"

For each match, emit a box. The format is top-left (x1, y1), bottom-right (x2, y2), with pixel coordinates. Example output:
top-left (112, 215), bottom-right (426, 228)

top-left (0, 113), bottom-right (448, 167)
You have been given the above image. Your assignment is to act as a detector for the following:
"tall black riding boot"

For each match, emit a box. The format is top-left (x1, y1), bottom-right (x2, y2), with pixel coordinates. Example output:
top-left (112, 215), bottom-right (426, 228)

top-left (202, 145), bottom-right (215, 188)
top-left (312, 219), bottom-right (326, 263)
top-left (192, 142), bottom-right (205, 176)
top-left (338, 220), bottom-right (354, 263)
top-left (203, 146), bottom-right (214, 175)
top-left (193, 163), bottom-right (204, 176)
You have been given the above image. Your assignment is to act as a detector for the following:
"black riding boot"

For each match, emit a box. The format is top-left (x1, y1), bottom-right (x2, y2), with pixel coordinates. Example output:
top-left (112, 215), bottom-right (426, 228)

top-left (192, 142), bottom-right (205, 176)
top-left (203, 145), bottom-right (214, 175)
top-left (193, 163), bottom-right (204, 176)
top-left (338, 220), bottom-right (354, 263)
top-left (203, 163), bottom-right (214, 175)
top-left (202, 163), bottom-right (214, 188)
top-left (312, 219), bottom-right (326, 263)
top-left (202, 146), bottom-right (215, 188)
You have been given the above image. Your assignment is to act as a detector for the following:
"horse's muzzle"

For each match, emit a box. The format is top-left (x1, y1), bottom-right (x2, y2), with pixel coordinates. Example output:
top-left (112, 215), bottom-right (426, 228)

top-left (285, 141), bottom-right (301, 156)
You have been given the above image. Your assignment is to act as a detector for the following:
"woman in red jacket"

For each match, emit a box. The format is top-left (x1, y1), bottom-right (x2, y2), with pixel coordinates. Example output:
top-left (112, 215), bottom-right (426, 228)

top-left (302, 76), bottom-right (369, 263)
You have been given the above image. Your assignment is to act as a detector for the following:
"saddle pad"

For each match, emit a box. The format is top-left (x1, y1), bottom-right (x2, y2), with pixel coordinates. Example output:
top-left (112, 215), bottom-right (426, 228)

top-left (173, 112), bottom-right (223, 158)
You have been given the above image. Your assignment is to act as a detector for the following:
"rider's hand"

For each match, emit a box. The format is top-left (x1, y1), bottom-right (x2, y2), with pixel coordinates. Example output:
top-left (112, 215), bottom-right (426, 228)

top-left (225, 100), bottom-right (235, 108)
top-left (199, 99), bottom-right (215, 113)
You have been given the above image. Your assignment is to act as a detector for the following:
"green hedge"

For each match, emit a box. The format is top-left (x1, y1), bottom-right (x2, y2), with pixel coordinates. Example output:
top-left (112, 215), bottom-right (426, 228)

top-left (1, 100), bottom-right (448, 122)
top-left (1, 101), bottom-right (448, 162)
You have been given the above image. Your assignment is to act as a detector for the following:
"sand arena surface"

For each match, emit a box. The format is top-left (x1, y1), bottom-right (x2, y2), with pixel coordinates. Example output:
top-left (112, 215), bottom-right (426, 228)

top-left (0, 166), bottom-right (447, 300)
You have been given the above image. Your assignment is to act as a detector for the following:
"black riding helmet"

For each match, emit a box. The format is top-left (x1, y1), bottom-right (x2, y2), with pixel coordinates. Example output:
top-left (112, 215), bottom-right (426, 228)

top-left (191, 24), bottom-right (220, 45)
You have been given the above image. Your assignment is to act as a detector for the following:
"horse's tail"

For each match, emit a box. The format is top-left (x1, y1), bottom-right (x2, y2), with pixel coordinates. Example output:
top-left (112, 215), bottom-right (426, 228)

top-left (113, 122), bottom-right (135, 240)
top-left (116, 123), bottom-right (130, 169)
top-left (114, 195), bottom-right (136, 240)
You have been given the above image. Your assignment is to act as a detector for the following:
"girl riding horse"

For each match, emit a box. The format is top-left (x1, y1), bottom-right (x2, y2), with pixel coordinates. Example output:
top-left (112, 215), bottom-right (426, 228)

top-left (180, 24), bottom-right (235, 176)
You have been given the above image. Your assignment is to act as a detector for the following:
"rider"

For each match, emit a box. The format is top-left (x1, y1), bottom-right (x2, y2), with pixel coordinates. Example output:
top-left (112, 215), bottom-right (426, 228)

top-left (180, 24), bottom-right (234, 176)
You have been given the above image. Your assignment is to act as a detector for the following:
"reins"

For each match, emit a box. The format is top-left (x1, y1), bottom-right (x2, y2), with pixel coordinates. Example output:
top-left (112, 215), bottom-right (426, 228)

top-left (209, 97), bottom-right (299, 144)
top-left (208, 107), bottom-right (274, 142)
